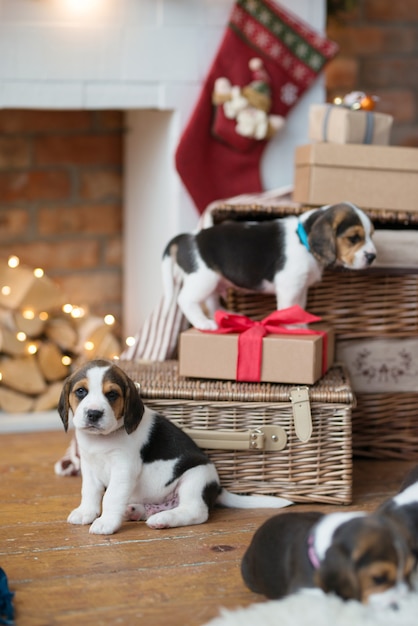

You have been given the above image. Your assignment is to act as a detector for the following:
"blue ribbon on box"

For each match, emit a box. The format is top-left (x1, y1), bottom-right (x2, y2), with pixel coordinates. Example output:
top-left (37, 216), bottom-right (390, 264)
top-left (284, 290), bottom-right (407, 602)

top-left (322, 104), bottom-right (374, 144)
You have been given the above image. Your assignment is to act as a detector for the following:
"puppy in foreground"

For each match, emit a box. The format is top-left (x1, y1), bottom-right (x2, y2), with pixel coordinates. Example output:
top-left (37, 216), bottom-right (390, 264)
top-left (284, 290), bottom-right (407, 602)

top-left (378, 465), bottom-right (418, 561)
top-left (58, 359), bottom-right (292, 535)
top-left (162, 201), bottom-right (376, 330)
top-left (241, 509), bottom-right (416, 608)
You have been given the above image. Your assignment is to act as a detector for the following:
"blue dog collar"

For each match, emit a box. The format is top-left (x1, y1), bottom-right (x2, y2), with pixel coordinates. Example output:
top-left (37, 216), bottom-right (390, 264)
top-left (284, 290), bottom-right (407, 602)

top-left (297, 221), bottom-right (310, 252)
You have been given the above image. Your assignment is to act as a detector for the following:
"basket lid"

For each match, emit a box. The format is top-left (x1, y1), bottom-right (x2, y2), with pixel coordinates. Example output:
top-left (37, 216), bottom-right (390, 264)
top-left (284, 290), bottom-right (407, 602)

top-left (212, 201), bottom-right (418, 227)
top-left (119, 360), bottom-right (354, 405)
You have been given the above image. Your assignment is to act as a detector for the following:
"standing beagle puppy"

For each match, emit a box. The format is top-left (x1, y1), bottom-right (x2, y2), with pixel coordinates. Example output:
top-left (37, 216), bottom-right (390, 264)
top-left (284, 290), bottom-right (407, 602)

top-left (58, 359), bottom-right (292, 535)
top-left (241, 509), bottom-right (415, 607)
top-left (162, 202), bottom-right (376, 330)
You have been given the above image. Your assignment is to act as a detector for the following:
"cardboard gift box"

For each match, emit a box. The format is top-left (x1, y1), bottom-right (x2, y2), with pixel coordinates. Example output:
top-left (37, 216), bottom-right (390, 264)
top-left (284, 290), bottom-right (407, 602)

top-left (293, 143), bottom-right (418, 211)
top-left (308, 104), bottom-right (393, 145)
top-left (179, 311), bottom-right (334, 385)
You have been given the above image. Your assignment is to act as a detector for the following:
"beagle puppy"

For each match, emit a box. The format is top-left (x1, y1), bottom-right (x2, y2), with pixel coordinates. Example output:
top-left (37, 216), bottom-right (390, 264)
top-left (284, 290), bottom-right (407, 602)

top-left (58, 359), bottom-right (292, 535)
top-left (241, 510), bottom-right (415, 607)
top-left (378, 466), bottom-right (418, 562)
top-left (162, 202), bottom-right (376, 330)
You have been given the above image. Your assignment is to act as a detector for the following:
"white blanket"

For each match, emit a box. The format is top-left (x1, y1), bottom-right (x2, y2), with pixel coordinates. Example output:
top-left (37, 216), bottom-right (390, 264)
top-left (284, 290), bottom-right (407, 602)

top-left (204, 588), bottom-right (418, 626)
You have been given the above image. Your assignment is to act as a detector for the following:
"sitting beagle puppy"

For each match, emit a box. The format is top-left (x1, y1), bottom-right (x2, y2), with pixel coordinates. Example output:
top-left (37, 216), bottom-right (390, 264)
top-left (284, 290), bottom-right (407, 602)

top-left (241, 510), bottom-right (415, 607)
top-left (58, 359), bottom-right (292, 535)
top-left (162, 202), bottom-right (376, 330)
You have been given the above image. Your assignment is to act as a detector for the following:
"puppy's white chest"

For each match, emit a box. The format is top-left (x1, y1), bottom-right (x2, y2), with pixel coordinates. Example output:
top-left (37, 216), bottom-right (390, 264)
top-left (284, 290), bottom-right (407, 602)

top-left (77, 431), bottom-right (140, 487)
top-left (306, 255), bottom-right (323, 284)
top-left (86, 449), bottom-right (113, 484)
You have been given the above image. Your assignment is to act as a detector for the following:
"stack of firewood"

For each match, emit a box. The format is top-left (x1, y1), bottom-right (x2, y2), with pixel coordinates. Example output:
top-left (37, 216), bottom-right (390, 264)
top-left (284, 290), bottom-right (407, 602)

top-left (0, 257), bottom-right (121, 413)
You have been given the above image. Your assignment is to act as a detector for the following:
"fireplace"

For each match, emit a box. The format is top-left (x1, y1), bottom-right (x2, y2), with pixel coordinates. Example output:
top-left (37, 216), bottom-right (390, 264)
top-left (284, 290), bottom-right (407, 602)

top-left (0, 0), bottom-right (326, 341)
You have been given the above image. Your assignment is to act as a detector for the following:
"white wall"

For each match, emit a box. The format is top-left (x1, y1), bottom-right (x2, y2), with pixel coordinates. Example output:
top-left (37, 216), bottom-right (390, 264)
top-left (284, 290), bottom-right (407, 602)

top-left (0, 0), bottom-right (327, 337)
top-left (0, 0), bottom-right (236, 109)
top-left (123, 0), bottom-right (327, 336)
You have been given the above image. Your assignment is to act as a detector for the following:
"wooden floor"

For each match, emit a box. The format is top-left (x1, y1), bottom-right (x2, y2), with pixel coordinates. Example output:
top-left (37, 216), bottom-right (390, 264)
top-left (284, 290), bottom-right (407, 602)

top-left (1, 430), bottom-right (417, 626)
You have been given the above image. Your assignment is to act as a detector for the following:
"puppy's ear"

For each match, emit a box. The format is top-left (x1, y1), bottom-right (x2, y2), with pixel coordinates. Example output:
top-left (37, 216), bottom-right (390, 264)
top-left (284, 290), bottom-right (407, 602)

top-left (308, 211), bottom-right (337, 266)
top-left (399, 465), bottom-right (418, 491)
top-left (316, 545), bottom-right (361, 601)
top-left (58, 376), bottom-right (72, 432)
top-left (123, 377), bottom-right (145, 435)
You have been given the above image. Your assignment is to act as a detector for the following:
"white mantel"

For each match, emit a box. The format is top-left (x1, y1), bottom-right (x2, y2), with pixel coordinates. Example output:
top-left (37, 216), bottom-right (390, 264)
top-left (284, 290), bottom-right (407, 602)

top-left (0, 0), bottom-right (327, 338)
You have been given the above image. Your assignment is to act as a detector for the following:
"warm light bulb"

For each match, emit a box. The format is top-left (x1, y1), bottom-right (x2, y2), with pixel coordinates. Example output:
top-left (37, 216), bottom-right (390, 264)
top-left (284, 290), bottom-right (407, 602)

top-left (1, 286), bottom-right (11, 296)
top-left (71, 306), bottom-right (85, 319)
top-left (22, 309), bottom-right (35, 320)
top-left (62, 303), bottom-right (73, 314)
top-left (39, 312), bottom-right (49, 321)
top-left (62, 0), bottom-right (101, 15)
top-left (84, 341), bottom-right (95, 351)
top-left (8, 255), bottom-right (20, 268)
top-left (104, 314), bottom-right (115, 326)
top-left (125, 336), bottom-right (136, 347)
top-left (33, 268), bottom-right (44, 278)
top-left (27, 344), bottom-right (38, 355)
top-left (16, 332), bottom-right (27, 342)
top-left (62, 356), bottom-right (72, 366)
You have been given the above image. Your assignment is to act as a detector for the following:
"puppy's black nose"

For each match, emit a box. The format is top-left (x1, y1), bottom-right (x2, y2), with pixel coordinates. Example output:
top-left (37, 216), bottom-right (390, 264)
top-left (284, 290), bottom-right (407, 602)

top-left (365, 251), bottom-right (376, 265)
top-left (87, 409), bottom-right (104, 423)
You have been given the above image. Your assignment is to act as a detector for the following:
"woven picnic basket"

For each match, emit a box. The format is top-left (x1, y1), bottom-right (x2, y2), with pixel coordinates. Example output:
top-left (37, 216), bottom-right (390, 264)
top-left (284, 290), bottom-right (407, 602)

top-left (212, 198), bottom-right (418, 460)
top-left (119, 359), bottom-right (354, 505)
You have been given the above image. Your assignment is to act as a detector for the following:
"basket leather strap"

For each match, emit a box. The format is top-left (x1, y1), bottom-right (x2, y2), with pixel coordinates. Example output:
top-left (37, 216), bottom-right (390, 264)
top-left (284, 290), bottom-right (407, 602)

top-left (290, 387), bottom-right (312, 443)
top-left (172, 422), bottom-right (287, 452)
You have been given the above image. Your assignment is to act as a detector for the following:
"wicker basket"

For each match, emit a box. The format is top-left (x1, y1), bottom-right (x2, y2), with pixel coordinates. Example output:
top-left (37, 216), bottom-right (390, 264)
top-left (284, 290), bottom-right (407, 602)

top-left (214, 199), bottom-right (418, 460)
top-left (226, 271), bottom-right (418, 340)
top-left (225, 275), bottom-right (418, 459)
top-left (119, 360), bottom-right (354, 505)
top-left (210, 199), bottom-right (418, 227)
top-left (352, 393), bottom-right (418, 460)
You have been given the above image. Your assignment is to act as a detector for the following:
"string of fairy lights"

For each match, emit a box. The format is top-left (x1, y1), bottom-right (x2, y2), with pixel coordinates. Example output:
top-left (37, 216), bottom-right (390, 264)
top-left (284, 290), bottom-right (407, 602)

top-left (0, 255), bottom-right (135, 383)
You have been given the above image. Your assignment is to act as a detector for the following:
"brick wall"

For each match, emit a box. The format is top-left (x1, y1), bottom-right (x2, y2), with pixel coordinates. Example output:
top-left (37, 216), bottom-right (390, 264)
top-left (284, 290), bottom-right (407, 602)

top-left (326, 0), bottom-right (418, 146)
top-left (0, 110), bottom-right (124, 336)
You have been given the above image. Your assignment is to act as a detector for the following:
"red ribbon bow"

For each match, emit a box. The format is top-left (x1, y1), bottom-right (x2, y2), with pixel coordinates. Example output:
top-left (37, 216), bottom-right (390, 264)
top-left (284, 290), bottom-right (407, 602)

top-left (205, 305), bottom-right (328, 382)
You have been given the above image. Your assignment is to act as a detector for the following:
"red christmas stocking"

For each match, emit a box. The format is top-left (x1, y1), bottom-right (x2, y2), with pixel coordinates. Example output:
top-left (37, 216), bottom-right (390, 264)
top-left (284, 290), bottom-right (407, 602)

top-left (175, 0), bottom-right (338, 214)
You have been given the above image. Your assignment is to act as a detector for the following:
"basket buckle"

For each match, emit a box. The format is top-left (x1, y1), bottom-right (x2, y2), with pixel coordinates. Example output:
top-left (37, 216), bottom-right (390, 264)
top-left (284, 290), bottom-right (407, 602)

top-left (290, 386), bottom-right (312, 443)
top-left (249, 426), bottom-right (287, 451)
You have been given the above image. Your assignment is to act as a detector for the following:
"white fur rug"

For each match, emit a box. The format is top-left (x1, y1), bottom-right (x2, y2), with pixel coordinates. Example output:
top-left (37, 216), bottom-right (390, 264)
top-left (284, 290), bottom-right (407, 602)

top-left (204, 589), bottom-right (418, 626)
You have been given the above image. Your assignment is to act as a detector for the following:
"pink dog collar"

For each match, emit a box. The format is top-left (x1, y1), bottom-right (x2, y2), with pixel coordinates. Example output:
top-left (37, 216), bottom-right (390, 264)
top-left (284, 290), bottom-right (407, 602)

top-left (307, 533), bottom-right (321, 570)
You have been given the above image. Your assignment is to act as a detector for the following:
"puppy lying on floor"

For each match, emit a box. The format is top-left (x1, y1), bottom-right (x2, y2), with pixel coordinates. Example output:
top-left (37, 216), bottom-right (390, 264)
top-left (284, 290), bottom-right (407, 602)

top-left (162, 201), bottom-right (376, 330)
top-left (241, 509), bottom-right (416, 608)
top-left (241, 467), bottom-right (418, 607)
top-left (58, 359), bottom-right (292, 535)
top-left (378, 465), bottom-right (418, 562)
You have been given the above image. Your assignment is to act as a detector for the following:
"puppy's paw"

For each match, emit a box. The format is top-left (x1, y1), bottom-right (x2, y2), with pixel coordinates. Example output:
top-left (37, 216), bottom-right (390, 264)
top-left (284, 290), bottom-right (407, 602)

top-left (89, 515), bottom-right (121, 535)
top-left (125, 504), bottom-right (146, 521)
top-left (194, 319), bottom-right (218, 331)
top-left (146, 511), bottom-right (175, 529)
top-left (67, 507), bottom-right (99, 526)
top-left (146, 507), bottom-right (207, 529)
